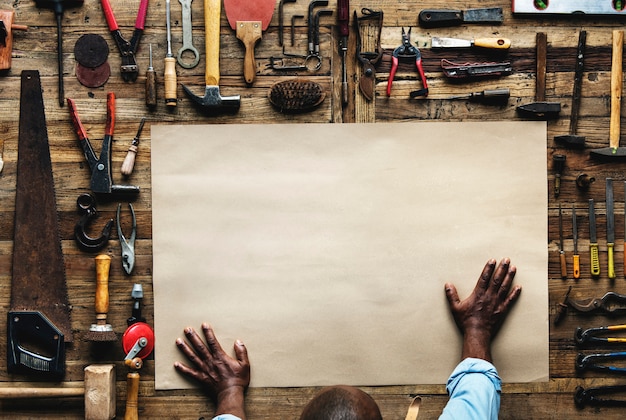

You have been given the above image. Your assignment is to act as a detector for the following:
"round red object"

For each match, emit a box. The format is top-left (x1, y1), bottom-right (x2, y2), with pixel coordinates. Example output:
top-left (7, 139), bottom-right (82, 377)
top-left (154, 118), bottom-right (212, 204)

top-left (122, 322), bottom-right (155, 359)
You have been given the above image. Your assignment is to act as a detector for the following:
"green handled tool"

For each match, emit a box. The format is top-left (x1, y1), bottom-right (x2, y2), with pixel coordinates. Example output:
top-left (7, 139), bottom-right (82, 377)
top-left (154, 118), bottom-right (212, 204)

top-left (589, 199), bottom-right (600, 277)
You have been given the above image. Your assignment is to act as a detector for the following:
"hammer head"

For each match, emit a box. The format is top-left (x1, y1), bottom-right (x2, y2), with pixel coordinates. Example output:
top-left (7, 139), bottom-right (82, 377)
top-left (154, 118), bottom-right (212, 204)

top-left (182, 85), bottom-right (240, 114)
top-left (555, 134), bottom-right (586, 149)
top-left (590, 147), bottom-right (626, 161)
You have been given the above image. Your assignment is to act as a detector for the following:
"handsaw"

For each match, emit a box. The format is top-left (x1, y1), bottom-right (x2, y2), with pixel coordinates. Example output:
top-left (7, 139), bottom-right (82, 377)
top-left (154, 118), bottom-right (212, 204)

top-left (8, 70), bottom-right (72, 379)
top-left (223, 0), bottom-right (275, 85)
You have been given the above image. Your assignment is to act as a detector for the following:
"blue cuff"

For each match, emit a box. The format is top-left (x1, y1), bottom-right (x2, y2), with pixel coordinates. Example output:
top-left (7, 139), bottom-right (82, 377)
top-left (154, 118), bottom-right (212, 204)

top-left (447, 357), bottom-right (501, 394)
top-left (212, 415), bottom-right (242, 420)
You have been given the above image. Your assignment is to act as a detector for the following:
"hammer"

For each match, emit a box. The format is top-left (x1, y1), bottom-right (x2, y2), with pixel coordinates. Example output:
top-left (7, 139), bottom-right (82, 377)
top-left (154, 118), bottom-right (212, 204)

top-left (590, 30), bottom-right (626, 160)
top-left (182, 0), bottom-right (240, 113)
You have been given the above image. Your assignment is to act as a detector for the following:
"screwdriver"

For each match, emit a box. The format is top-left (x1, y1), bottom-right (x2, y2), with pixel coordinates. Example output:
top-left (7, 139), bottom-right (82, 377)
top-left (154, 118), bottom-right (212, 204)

top-left (164, 0), bottom-right (177, 107)
top-left (145, 44), bottom-right (157, 108)
top-left (559, 203), bottom-right (567, 279)
top-left (572, 205), bottom-right (580, 279)
top-left (447, 88), bottom-right (510, 105)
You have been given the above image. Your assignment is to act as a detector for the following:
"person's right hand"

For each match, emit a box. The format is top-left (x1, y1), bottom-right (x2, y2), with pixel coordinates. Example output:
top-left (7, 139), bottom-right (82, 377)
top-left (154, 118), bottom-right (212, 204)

top-left (444, 258), bottom-right (522, 362)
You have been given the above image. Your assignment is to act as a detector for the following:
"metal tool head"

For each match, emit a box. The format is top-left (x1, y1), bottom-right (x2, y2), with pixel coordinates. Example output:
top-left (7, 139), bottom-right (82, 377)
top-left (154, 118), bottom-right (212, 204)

top-left (117, 202), bottom-right (137, 275)
top-left (182, 84), bottom-right (241, 113)
top-left (554, 134), bottom-right (586, 148)
top-left (516, 102), bottom-right (561, 119)
top-left (590, 147), bottom-right (626, 160)
top-left (74, 193), bottom-right (113, 251)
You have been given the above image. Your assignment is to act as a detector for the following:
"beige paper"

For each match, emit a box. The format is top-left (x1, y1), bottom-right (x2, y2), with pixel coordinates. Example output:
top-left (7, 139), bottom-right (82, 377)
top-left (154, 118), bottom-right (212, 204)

top-left (151, 122), bottom-right (549, 389)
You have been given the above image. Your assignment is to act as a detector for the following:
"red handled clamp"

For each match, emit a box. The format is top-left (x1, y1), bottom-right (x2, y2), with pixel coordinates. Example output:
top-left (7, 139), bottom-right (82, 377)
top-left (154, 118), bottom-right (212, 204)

top-left (101, 0), bottom-right (149, 82)
top-left (387, 27), bottom-right (428, 98)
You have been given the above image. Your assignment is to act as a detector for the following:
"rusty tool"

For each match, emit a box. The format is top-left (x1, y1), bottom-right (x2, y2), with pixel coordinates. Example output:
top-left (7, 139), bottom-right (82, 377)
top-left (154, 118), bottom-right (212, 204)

top-left (177, 0), bottom-right (200, 69)
top-left (555, 30), bottom-right (587, 148)
top-left (85, 254), bottom-right (117, 342)
top-left (224, 0), bottom-right (276, 85)
top-left (572, 205), bottom-right (580, 279)
top-left (446, 88), bottom-right (510, 105)
top-left (34, 0), bottom-right (83, 106)
top-left (553, 285), bottom-right (572, 325)
top-left (591, 30), bottom-right (626, 160)
top-left (0, 137), bottom-right (3, 173)
top-left (337, 0), bottom-right (349, 106)
top-left (568, 291), bottom-right (626, 316)
top-left (354, 8), bottom-right (383, 102)
top-left (576, 173), bottom-right (595, 190)
top-left (516, 32), bottom-right (561, 119)
top-left (101, 0), bottom-right (149, 82)
top-left (607, 178), bottom-right (616, 279)
top-left (0, 10), bottom-right (28, 71)
top-left (553, 154), bottom-right (566, 197)
top-left (8, 70), bottom-right (72, 379)
top-left (558, 203), bottom-right (567, 279)
top-left (278, 0), bottom-right (296, 47)
top-left (589, 199), bottom-right (600, 277)
top-left (418, 7), bottom-right (503, 28)
top-left (121, 117), bottom-right (146, 177)
top-left (74, 193), bottom-right (113, 251)
top-left (67, 93), bottom-right (140, 197)
top-left (183, 0), bottom-right (240, 113)
top-left (145, 45), bottom-right (157, 108)
top-left (117, 202), bottom-right (137, 275)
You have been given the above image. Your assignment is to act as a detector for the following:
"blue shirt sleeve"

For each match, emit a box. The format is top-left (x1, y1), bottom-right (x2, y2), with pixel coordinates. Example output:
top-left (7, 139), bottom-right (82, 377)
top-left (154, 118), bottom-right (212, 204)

top-left (212, 415), bottom-right (242, 420)
top-left (439, 358), bottom-right (501, 420)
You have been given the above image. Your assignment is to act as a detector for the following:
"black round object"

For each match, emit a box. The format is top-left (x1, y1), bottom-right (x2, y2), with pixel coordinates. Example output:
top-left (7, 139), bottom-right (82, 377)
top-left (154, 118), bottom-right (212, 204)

top-left (74, 34), bottom-right (110, 68)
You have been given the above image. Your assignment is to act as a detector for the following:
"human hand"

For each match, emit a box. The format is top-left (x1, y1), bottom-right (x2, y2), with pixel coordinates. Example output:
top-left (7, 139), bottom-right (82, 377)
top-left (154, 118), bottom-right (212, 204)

top-left (444, 258), bottom-right (522, 362)
top-left (174, 323), bottom-right (250, 418)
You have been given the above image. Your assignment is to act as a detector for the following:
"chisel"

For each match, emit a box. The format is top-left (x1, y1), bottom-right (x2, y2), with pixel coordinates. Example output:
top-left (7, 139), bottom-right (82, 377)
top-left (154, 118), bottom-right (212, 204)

top-left (164, 0), bottom-right (177, 107)
top-left (145, 44), bottom-right (157, 108)
top-left (573, 205), bottom-right (580, 279)
top-left (589, 199), bottom-right (600, 277)
top-left (446, 88), bottom-right (509, 105)
top-left (559, 203), bottom-right (567, 279)
top-left (418, 7), bottom-right (503, 28)
top-left (607, 178), bottom-right (616, 279)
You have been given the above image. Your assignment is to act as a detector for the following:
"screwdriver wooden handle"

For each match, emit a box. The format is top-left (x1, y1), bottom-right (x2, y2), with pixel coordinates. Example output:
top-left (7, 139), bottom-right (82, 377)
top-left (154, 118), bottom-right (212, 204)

top-left (124, 357), bottom-right (143, 420)
top-left (473, 37), bottom-right (511, 49)
top-left (590, 243), bottom-right (600, 276)
top-left (95, 254), bottom-right (111, 316)
top-left (164, 56), bottom-right (177, 106)
top-left (573, 254), bottom-right (580, 279)
top-left (559, 251), bottom-right (567, 279)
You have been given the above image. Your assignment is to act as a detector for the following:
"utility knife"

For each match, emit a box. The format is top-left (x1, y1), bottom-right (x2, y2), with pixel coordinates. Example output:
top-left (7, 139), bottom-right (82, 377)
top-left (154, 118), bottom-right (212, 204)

top-left (418, 8), bottom-right (503, 28)
top-left (431, 36), bottom-right (511, 49)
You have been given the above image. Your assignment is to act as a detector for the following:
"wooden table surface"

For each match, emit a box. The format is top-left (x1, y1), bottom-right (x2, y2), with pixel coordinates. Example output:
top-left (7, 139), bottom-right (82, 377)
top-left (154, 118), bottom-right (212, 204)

top-left (2, 0), bottom-right (626, 418)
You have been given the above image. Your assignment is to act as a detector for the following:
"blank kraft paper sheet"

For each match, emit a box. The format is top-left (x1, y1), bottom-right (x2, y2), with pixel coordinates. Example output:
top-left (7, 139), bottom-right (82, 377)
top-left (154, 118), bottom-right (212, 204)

top-left (151, 121), bottom-right (549, 389)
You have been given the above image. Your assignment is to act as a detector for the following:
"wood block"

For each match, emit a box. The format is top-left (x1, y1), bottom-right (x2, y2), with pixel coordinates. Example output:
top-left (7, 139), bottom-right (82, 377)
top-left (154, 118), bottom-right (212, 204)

top-left (84, 364), bottom-right (116, 420)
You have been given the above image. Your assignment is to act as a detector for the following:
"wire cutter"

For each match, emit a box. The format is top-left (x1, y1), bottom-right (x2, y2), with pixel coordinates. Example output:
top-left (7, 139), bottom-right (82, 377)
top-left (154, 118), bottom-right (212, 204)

top-left (568, 291), bottom-right (626, 316)
top-left (117, 203), bottom-right (136, 275)
top-left (101, 0), bottom-right (149, 82)
top-left (387, 27), bottom-right (428, 98)
top-left (67, 93), bottom-right (140, 196)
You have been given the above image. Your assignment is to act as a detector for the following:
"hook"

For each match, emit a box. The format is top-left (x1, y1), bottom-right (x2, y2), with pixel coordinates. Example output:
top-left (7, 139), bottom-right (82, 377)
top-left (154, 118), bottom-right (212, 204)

top-left (74, 193), bottom-right (113, 251)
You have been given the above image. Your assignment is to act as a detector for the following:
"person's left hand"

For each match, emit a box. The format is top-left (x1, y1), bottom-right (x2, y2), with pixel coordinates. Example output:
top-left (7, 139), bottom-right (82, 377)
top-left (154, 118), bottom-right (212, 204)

top-left (174, 323), bottom-right (250, 415)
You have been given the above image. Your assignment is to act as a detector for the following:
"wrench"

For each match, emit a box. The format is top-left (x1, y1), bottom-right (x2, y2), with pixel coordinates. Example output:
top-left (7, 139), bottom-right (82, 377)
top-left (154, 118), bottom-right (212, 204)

top-left (177, 0), bottom-right (200, 68)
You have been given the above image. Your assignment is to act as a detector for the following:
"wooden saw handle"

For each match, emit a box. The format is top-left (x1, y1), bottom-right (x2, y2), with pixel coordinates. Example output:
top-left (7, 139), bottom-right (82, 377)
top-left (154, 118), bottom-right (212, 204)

top-left (204, 0), bottom-right (220, 86)
top-left (95, 254), bottom-right (111, 316)
top-left (610, 30), bottom-right (623, 150)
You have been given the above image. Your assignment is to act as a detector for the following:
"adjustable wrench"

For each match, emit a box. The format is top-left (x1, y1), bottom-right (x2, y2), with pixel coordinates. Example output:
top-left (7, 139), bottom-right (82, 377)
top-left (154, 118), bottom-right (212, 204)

top-left (177, 0), bottom-right (200, 68)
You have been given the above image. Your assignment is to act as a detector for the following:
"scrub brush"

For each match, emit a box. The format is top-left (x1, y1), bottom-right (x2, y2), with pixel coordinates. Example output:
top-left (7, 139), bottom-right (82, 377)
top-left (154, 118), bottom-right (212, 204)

top-left (268, 79), bottom-right (326, 113)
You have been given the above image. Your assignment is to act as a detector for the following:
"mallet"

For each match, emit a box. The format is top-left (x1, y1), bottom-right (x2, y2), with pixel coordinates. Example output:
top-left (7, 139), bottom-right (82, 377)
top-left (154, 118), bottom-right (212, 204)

top-left (182, 0), bottom-right (240, 113)
top-left (591, 30), bottom-right (626, 160)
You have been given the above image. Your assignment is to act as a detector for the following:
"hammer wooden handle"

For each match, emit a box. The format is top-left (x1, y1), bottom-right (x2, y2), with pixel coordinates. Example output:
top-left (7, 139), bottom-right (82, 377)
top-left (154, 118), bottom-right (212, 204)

top-left (204, 0), bottom-right (220, 86)
top-left (610, 30), bottom-right (623, 150)
top-left (95, 254), bottom-right (111, 316)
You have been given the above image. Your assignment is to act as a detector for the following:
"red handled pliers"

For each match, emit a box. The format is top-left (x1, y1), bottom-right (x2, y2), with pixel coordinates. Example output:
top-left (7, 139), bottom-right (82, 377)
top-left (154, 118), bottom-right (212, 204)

top-left (101, 0), bottom-right (149, 82)
top-left (387, 27), bottom-right (428, 98)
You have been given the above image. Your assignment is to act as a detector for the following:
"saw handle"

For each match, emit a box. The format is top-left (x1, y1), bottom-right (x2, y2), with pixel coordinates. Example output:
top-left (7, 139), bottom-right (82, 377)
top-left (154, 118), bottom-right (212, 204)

top-left (95, 254), bottom-right (111, 316)
top-left (610, 30), bottom-right (623, 150)
top-left (204, 0), bottom-right (220, 86)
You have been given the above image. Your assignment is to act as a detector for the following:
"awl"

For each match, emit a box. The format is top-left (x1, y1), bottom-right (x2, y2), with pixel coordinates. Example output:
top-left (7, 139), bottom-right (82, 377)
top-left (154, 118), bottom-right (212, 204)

top-left (418, 8), bottom-right (503, 28)
top-left (431, 36), bottom-right (510, 49)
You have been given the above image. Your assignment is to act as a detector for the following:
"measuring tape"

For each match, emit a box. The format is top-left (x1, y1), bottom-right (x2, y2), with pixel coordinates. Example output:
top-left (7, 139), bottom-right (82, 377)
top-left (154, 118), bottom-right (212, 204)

top-left (513, 0), bottom-right (626, 15)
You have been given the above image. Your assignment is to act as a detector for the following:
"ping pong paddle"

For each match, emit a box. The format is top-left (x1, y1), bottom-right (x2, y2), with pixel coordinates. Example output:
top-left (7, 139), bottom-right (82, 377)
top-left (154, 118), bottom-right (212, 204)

top-left (223, 0), bottom-right (276, 85)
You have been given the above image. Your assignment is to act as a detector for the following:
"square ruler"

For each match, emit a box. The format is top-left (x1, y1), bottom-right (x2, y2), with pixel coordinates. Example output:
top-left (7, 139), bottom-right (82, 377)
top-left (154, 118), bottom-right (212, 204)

top-left (513, 0), bottom-right (626, 15)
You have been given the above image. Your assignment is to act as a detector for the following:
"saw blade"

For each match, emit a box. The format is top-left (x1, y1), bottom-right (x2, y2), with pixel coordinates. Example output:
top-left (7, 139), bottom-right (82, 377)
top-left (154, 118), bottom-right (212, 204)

top-left (11, 70), bottom-right (72, 342)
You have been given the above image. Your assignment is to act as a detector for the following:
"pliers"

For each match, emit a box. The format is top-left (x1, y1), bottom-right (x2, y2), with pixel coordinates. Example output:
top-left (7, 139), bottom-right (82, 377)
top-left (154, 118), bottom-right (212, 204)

top-left (117, 203), bottom-right (136, 275)
top-left (387, 27), bottom-right (428, 98)
top-left (101, 0), bottom-right (149, 82)
top-left (575, 324), bottom-right (626, 345)
top-left (568, 291), bottom-right (626, 316)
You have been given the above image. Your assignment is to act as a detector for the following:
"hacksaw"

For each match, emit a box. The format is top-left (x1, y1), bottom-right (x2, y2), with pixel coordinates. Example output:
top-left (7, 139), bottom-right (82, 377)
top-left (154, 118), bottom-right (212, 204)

top-left (7, 70), bottom-right (72, 379)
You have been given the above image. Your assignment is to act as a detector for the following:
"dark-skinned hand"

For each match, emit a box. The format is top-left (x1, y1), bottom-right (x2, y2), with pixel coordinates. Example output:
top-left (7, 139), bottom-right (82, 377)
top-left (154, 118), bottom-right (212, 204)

top-left (174, 323), bottom-right (250, 419)
top-left (444, 258), bottom-right (522, 362)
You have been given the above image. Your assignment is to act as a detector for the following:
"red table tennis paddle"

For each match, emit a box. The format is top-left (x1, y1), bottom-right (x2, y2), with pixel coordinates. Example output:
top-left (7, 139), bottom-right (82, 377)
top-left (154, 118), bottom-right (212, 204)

top-left (223, 0), bottom-right (276, 85)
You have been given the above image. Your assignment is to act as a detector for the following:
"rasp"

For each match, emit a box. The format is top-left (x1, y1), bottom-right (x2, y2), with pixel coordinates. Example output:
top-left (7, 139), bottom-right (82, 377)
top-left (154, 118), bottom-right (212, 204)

top-left (8, 70), bottom-right (71, 378)
top-left (589, 199), bottom-right (600, 277)
top-left (418, 8), bottom-right (503, 28)
top-left (606, 178), bottom-right (616, 279)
